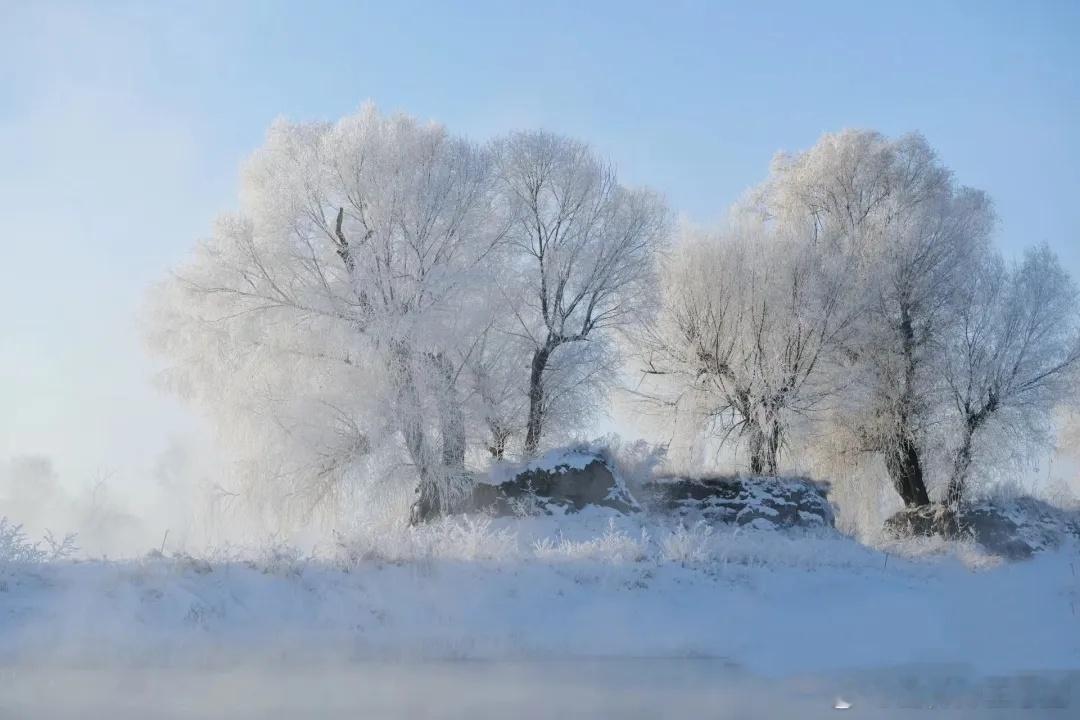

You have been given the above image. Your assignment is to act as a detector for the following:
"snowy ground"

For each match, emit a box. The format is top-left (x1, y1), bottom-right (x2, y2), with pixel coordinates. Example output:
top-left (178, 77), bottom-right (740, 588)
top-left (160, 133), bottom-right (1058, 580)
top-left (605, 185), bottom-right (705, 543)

top-left (2, 509), bottom-right (1079, 716)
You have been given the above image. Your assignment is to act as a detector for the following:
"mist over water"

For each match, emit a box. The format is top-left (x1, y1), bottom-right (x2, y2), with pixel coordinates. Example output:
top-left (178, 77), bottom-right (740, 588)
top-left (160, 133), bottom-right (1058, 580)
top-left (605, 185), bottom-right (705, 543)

top-left (3, 660), bottom-right (1075, 719)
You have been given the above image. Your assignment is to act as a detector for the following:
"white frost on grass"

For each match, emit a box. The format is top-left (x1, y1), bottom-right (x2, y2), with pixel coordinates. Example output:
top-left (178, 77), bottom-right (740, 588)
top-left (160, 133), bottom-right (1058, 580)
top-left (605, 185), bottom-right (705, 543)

top-left (658, 521), bottom-right (715, 565)
top-left (533, 518), bottom-right (651, 563)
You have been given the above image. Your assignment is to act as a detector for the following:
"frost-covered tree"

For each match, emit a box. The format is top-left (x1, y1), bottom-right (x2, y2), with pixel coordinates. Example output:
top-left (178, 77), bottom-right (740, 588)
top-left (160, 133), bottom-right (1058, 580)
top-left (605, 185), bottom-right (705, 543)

top-left (147, 104), bottom-right (506, 524)
top-left (942, 245), bottom-right (1080, 508)
top-left (639, 218), bottom-right (852, 475)
top-left (759, 130), bottom-right (993, 507)
top-left (493, 131), bottom-right (669, 455)
top-left (461, 310), bottom-right (529, 460)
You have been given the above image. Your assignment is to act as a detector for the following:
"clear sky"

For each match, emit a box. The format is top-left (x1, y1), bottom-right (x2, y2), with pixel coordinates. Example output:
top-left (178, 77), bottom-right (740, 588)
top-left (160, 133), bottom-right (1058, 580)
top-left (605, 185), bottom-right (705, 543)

top-left (2, 0), bottom-right (1079, 488)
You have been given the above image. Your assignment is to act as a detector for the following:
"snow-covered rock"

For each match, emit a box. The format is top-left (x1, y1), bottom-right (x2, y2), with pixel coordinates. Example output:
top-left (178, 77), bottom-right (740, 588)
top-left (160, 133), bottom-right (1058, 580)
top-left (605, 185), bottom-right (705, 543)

top-left (468, 449), bottom-right (640, 516)
top-left (642, 475), bottom-right (834, 529)
top-left (884, 497), bottom-right (1080, 560)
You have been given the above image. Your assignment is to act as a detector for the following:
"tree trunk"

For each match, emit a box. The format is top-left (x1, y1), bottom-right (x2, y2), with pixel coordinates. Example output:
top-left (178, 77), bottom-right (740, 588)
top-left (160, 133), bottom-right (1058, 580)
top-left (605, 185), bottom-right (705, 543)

top-left (884, 435), bottom-right (931, 507)
top-left (487, 424), bottom-right (509, 459)
top-left (945, 429), bottom-right (974, 511)
top-left (430, 352), bottom-right (465, 472)
top-left (524, 345), bottom-right (552, 456)
top-left (748, 430), bottom-right (765, 475)
top-left (409, 472), bottom-right (442, 525)
top-left (767, 421), bottom-right (780, 475)
top-left (883, 303), bottom-right (931, 507)
top-left (945, 408), bottom-right (992, 511)
top-left (391, 346), bottom-right (441, 525)
top-left (747, 419), bottom-right (781, 476)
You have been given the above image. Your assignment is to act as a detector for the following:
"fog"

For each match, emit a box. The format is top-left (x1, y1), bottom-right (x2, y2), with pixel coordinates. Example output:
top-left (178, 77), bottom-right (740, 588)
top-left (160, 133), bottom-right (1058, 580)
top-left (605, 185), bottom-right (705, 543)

top-left (0, 437), bottom-right (226, 557)
top-left (2, 660), bottom-right (1075, 719)
top-left (3, 2), bottom-right (1080, 543)
top-left (2, 6), bottom-right (1080, 718)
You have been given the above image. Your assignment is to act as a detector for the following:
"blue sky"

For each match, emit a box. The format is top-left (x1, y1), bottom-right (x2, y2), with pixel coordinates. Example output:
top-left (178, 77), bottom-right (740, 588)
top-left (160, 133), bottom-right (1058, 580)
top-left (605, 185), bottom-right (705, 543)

top-left (2, 0), bottom-right (1078, 485)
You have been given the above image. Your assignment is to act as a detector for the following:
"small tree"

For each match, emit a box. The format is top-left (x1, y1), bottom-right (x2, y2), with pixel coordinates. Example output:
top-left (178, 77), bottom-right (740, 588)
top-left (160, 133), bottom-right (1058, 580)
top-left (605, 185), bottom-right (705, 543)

top-left (942, 245), bottom-right (1080, 509)
top-left (639, 219), bottom-right (852, 475)
top-left (463, 317), bottom-right (529, 460)
top-left (494, 131), bottom-right (669, 455)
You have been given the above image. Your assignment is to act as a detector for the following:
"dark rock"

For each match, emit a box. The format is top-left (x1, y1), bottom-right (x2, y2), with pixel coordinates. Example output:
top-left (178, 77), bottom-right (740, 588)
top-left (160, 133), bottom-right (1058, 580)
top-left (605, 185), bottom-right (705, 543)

top-left (468, 451), bottom-right (639, 516)
top-left (642, 475), bottom-right (834, 529)
top-left (884, 497), bottom-right (1080, 560)
top-left (883, 504), bottom-right (956, 539)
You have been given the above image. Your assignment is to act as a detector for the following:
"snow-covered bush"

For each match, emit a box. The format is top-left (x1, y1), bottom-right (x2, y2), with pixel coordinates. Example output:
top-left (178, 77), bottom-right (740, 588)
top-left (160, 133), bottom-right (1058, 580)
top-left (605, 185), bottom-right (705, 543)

top-left (507, 485), bottom-right (544, 518)
top-left (336, 515), bottom-right (519, 566)
top-left (41, 529), bottom-right (79, 561)
top-left (0, 517), bottom-right (78, 563)
top-left (658, 521), bottom-right (715, 565)
top-left (532, 518), bottom-right (650, 564)
top-left (435, 517), bottom-right (519, 562)
top-left (0, 518), bottom-right (43, 562)
top-left (253, 537), bottom-right (310, 576)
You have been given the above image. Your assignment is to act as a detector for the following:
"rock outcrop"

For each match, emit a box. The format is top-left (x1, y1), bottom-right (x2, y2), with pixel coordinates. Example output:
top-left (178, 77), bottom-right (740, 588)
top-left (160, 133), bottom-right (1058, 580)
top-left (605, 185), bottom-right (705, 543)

top-left (884, 497), bottom-right (1080, 560)
top-left (469, 450), bottom-right (639, 516)
top-left (642, 475), bottom-right (834, 529)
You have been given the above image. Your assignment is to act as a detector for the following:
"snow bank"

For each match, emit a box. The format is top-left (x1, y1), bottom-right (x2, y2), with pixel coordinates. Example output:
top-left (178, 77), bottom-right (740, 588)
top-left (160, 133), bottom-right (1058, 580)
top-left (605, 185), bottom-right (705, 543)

top-left (2, 509), bottom-right (1077, 678)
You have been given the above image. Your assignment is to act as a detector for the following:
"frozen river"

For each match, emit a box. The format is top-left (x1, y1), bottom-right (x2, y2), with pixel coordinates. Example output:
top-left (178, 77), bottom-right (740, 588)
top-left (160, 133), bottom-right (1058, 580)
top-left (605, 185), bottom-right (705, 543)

top-left (1, 659), bottom-right (1075, 719)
